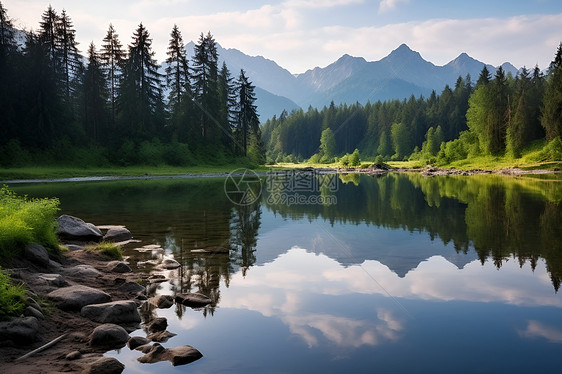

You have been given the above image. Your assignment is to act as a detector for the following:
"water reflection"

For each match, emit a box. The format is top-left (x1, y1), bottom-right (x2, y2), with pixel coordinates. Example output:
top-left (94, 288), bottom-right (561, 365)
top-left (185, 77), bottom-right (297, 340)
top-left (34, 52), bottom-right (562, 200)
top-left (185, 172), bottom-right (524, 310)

top-left (10, 173), bottom-right (562, 373)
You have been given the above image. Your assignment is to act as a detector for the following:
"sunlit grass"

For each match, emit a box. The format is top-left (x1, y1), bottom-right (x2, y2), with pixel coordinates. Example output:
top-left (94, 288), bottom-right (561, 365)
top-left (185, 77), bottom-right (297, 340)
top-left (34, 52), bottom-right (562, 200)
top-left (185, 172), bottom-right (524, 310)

top-left (0, 267), bottom-right (26, 321)
top-left (0, 187), bottom-right (60, 258)
top-left (90, 242), bottom-right (123, 260)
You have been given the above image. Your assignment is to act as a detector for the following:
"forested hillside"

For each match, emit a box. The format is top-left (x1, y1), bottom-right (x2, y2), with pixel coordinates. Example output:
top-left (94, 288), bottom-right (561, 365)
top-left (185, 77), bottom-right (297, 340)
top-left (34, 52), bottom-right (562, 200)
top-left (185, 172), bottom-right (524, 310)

top-left (262, 44), bottom-right (562, 165)
top-left (0, 3), bottom-right (264, 167)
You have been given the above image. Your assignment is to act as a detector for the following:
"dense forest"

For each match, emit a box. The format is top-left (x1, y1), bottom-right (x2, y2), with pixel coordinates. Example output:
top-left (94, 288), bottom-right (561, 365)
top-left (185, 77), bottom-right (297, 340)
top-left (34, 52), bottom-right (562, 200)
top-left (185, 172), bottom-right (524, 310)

top-left (262, 44), bottom-right (562, 165)
top-left (0, 3), bottom-right (264, 167)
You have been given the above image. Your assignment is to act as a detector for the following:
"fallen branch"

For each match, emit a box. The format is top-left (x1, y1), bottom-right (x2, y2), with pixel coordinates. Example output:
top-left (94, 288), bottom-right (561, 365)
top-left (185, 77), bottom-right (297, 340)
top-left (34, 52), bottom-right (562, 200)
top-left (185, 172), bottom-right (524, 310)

top-left (15, 333), bottom-right (67, 362)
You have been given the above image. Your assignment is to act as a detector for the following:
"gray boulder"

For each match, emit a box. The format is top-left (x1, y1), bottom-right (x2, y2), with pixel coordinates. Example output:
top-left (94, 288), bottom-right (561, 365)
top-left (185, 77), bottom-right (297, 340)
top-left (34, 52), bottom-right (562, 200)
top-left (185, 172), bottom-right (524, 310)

top-left (118, 281), bottom-right (145, 294)
top-left (24, 244), bottom-right (50, 267)
top-left (147, 317), bottom-right (167, 333)
top-left (136, 343), bottom-right (202, 366)
top-left (107, 261), bottom-right (132, 273)
top-left (89, 323), bottom-right (130, 348)
top-left (128, 336), bottom-right (151, 350)
top-left (47, 285), bottom-right (111, 310)
top-left (37, 273), bottom-right (68, 287)
top-left (103, 227), bottom-right (132, 242)
top-left (57, 214), bottom-right (103, 241)
top-left (83, 356), bottom-right (125, 374)
top-left (63, 264), bottom-right (101, 278)
top-left (147, 330), bottom-right (176, 342)
top-left (149, 295), bottom-right (174, 309)
top-left (175, 293), bottom-right (212, 308)
top-left (0, 316), bottom-right (40, 345)
top-left (81, 300), bottom-right (141, 324)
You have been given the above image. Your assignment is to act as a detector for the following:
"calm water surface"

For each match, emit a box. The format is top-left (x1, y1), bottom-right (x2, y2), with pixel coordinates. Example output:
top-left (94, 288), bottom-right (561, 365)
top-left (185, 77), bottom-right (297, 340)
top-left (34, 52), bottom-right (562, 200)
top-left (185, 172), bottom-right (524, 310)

top-left (9, 173), bottom-right (562, 373)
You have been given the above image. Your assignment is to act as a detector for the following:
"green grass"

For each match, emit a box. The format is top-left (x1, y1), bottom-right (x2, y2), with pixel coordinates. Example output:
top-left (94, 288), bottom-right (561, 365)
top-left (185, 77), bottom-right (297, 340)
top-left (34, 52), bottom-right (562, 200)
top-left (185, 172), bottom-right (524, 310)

top-left (90, 242), bottom-right (123, 260)
top-left (0, 187), bottom-right (60, 258)
top-left (0, 267), bottom-right (26, 321)
top-left (0, 164), bottom-right (272, 181)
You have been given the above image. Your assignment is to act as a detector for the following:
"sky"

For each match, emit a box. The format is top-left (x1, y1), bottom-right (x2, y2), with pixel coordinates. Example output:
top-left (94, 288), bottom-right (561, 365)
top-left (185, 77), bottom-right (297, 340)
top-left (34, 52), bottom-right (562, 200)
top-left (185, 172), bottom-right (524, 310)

top-left (4, 0), bottom-right (562, 74)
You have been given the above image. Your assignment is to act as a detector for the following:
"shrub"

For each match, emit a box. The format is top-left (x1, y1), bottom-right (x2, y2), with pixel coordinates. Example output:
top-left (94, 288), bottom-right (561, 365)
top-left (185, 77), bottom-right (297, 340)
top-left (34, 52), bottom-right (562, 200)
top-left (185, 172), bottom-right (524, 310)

top-left (0, 267), bottom-right (26, 321)
top-left (339, 153), bottom-right (350, 167)
top-left (0, 187), bottom-right (60, 257)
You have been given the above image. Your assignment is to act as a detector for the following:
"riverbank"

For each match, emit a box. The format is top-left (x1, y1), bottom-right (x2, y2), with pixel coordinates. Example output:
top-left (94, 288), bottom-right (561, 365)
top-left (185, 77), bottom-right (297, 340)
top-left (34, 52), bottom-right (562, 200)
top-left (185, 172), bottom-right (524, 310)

top-left (0, 217), bottom-right (205, 373)
top-left (0, 164), bottom-right (271, 181)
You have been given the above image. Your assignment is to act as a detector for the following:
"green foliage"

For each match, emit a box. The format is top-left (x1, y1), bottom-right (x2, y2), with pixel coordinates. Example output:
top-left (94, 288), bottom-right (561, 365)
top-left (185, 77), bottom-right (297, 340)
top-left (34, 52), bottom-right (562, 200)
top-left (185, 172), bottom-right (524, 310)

top-left (390, 122), bottom-right (410, 160)
top-left (0, 187), bottom-right (60, 257)
top-left (0, 267), bottom-right (26, 321)
top-left (533, 137), bottom-right (562, 161)
top-left (91, 242), bottom-right (123, 260)
top-left (350, 148), bottom-right (361, 166)
top-left (308, 153), bottom-right (322, 164)
top-left (320, 128), bottom-right (336, 160)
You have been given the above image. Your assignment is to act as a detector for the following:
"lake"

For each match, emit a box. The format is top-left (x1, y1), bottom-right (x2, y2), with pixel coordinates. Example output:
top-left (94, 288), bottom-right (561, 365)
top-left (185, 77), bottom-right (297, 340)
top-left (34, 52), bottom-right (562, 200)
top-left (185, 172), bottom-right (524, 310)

top-left (9, 171), bottom-right (562, 373)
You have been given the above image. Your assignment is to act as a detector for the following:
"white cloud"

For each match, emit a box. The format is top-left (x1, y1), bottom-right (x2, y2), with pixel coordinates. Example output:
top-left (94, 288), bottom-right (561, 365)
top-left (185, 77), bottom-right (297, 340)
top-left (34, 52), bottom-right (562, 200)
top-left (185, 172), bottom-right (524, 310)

top-left (379, 0), bottom-right (410, 13)
top-left (519, 320), bottom-right (562, 343)
top-left (284, 0), bottom-right (364, 9)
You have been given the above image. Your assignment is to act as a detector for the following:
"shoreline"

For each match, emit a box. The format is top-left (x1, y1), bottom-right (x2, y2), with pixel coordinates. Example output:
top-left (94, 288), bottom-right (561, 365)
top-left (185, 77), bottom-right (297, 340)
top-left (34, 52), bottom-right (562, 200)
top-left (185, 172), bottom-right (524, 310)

top-left (0, 218), bottom-right (204, 373)
top-left (2, 165), bottom-right (562, 185)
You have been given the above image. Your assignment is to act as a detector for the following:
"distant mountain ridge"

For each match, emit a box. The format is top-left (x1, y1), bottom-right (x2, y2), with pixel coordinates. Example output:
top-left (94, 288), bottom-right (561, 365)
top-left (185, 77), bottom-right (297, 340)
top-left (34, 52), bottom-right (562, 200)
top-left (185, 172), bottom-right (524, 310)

top-left (207, 42), bottom-right (522, 121)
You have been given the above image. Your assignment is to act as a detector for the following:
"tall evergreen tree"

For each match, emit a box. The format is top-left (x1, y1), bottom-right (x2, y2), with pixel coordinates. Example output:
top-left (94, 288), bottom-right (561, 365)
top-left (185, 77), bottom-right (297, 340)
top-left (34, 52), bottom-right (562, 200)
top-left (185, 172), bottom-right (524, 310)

top-left (541, 43), bottom-right (562, 140)
top-left (101, 24), bottom-right (125, 125)
top-left (165, 24), bottom-right (192, 141)
top-left (166, 25), bottom-right (189, 111)
top-left (56, 9), bottom-right (81, 103)
top-left (0, 1), bottom-right (17, 141)
top-left (191, 32), bottom-right (219, 140)
top-left (80, 42), bottom-right (109, 142)
top-left (38, 5), bottom-right (59, 75)
top-left (476, 66), bottom-right (491, 87)
top-left (218, 62), bottom-right (237, 149)
top-left (0, 1), bottom-right (15, 61)
top-left (118, 23), bottom-right (163, 138)
top-left (20, 32), bottom-right (64, 147)
top-left (235, 69), bottom-right (260, 156)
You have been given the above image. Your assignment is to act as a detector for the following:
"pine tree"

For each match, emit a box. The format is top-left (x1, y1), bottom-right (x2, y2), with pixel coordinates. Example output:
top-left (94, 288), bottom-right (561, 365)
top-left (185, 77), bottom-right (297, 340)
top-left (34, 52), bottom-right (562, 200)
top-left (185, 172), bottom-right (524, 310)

top-left (541, 43), bottom-right (562, 140)
top-left (38, 5), bottom-right (59, 75)
top-left (191, 32), bottom-right (219, 140)
top-left (101, 24), bottom-right (125, 125)
top-left (218, 62), bottom-right (237, 149)
top-left (80, 42), bottom-right (109, 142)
top-left (166, 25), bottom-right (190, 112)
top-left (0, 1), bottom-right (17, 141)
top-left (235, 69), bottom-right (260, 156)
top-left (0, 1), bottom-right (15, 61)
top-left (20, 32), bottom-right (64, 147)
top-left (56, 9), bottom-right (81, 103)
top-left (118, 23), bottom-right (163, 138)
top-left (476, 66), bottom-right (491, 87)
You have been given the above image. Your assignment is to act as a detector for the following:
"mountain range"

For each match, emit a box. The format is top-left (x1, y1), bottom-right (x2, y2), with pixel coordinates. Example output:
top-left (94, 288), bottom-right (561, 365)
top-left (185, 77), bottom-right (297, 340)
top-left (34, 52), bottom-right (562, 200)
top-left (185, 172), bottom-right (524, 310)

top-left (202, 42), bottom-right (520, 121)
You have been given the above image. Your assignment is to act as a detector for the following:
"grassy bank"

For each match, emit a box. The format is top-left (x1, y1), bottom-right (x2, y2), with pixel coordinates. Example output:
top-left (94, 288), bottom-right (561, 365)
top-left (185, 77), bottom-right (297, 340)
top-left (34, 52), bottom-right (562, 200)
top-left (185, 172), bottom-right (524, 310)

top-left (0, 187), bottom-right (60, 320)
top-left (0, 164), bottom-right (271, 181)
top-left (0, 187), bottom-right (60, 258)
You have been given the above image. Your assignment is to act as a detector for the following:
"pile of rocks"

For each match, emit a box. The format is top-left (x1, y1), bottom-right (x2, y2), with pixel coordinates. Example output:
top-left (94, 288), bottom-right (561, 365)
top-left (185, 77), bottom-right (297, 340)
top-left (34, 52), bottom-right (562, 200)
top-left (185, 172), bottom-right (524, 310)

top-left (0, 215), bottom-right (210, 373)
